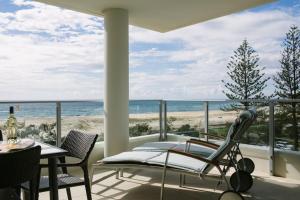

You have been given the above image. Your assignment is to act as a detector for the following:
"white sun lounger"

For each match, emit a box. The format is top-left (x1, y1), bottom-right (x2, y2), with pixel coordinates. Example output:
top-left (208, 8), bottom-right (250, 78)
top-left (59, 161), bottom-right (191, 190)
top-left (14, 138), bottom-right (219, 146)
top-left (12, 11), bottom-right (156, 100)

top-left (92, 110), bottom-right (257, 200)
top-left (132, 132), bottom-right (255, 174)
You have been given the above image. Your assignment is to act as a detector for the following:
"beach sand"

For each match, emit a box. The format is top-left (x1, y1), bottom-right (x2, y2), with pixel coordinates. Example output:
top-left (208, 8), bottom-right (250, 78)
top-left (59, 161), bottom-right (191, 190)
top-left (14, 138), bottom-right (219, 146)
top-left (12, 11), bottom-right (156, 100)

top-left (0, 110), bottom-right (238, 138)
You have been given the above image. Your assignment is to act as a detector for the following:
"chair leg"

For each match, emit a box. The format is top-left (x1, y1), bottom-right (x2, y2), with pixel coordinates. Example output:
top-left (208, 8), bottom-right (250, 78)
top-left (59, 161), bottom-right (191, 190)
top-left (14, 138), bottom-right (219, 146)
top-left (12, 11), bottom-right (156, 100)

top-left (35, 167), bottom-right (41, 200)
top-left (83, 166), bottom-right (92, 200)
top-left (116, 168), bottom-right (119, 179)
top-left (59, 157), bottom-right (72, 200)
top-left (161, 152), bottom-right (170, 200)
top-left (11, 187), bottom-right (21, 200)
top-left (29, 180), bottom-right (35, 200)
top-left (120, 169), bottom-right (124, 177)
top-left (161, 166), bottom-right (167, 200)
top-left (66, 188), bottom-right (72, 200)
top-left (179, 174), bottom-right (182, 187)
top-left (90, 165), bottom-right (95, 186)
top-left (15, 185), bottom-right (21, 199)
top-left (22, 190), bottom-right (30, 200)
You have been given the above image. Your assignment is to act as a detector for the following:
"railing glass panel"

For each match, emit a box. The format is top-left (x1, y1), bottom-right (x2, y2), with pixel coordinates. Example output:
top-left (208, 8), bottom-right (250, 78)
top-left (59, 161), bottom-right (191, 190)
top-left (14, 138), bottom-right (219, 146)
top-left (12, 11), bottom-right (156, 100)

top-left (166, 100), bottom-right (204, 138)
top-left (0, 103), bottom-right (57, 145)
top-left (207, 101), bottom-right (238, 138)
top-left (129, 100), bottom-right (160, 137)
top-left (274, 102), bottom-right (300, 151)
top-left (207, 100), bottom-right (269, 146)
top-left (61, 101), bottom-right (104, 141)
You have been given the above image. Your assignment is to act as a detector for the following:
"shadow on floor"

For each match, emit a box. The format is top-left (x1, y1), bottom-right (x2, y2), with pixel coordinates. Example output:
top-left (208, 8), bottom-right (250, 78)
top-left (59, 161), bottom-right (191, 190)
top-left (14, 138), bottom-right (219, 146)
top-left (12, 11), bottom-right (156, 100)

top-left (92, 169), bottom-right (300, 200)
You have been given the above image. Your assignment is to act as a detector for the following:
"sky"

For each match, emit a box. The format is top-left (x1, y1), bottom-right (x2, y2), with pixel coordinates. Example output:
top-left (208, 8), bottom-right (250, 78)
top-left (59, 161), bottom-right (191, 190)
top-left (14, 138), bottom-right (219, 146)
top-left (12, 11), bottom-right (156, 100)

top-left (0, 0), bottom-right (300, 101)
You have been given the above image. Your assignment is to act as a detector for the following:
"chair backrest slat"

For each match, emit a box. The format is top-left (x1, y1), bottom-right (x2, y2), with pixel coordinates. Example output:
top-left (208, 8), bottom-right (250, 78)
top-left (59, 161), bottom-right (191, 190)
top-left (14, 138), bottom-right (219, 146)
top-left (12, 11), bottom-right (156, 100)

top-left (60, 130), bottom-right (98, 162)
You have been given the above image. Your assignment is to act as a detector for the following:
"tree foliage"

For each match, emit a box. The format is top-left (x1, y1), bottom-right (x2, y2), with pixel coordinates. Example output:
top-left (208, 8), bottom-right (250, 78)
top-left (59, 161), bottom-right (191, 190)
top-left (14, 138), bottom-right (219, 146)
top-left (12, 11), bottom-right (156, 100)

top-left (274, 25), bottom-right (300, 99)
top-left (222, 39), bottom-right (269, 110)
top-left (273, 25), bottom-right (300, 151)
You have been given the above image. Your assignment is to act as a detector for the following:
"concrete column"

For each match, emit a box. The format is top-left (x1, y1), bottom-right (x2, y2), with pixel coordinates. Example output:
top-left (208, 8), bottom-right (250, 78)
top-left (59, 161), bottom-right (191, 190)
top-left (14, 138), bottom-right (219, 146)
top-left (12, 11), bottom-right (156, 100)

top-left (104, 8), bottom-right (129, 157)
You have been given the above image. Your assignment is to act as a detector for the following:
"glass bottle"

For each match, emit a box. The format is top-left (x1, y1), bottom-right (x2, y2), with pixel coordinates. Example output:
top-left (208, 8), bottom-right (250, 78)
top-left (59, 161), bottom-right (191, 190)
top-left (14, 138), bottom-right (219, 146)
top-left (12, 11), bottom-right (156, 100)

top-left (6, 106), bottom-right (18, 143)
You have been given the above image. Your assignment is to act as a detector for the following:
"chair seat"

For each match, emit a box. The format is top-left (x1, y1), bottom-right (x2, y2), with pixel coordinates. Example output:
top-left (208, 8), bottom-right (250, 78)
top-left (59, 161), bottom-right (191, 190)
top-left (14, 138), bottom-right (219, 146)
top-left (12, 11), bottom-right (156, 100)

top-left (22, 174), bottom-right (85, 192)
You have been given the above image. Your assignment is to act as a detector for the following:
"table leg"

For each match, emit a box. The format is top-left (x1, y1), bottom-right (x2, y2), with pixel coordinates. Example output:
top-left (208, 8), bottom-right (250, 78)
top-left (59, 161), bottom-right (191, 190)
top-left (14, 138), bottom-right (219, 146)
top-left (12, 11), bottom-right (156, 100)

top-left (48, 157), bottom-right (59, 200)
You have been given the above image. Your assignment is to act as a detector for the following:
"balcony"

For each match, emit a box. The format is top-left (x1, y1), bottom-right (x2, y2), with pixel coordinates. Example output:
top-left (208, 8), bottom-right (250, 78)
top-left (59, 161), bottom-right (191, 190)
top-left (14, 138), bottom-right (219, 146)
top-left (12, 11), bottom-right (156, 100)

top-left (2, 1), bottom-right (298, 199)
top-left (1, 99), bottom-right (300, 199)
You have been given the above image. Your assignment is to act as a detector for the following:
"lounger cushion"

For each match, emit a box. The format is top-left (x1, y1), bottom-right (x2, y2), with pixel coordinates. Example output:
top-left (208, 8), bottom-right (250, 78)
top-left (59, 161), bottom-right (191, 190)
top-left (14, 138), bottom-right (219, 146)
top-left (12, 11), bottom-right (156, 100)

top-left (133, 142), bottom-right (179, 151)
top-left (102, 150), bottom-right (206, 172)
top-left (147, 152), bottom-right (206, 172)
top-left (102, 151), bottom-right (163, 164)
top-left (133, 141), bottom-right (215, 157)
top-left (173, 143), bottom-right (215, 157)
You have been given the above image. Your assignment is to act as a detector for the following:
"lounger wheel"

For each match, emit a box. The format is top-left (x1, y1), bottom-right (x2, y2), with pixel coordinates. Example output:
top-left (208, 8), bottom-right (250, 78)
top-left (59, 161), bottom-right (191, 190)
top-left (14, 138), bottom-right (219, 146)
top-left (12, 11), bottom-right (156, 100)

top-left (219, 190), bottom-right (244, 200)
top-left (237, 158), bottom-right (255, 174)
top-left (230, 170), bottom-right (253, 192)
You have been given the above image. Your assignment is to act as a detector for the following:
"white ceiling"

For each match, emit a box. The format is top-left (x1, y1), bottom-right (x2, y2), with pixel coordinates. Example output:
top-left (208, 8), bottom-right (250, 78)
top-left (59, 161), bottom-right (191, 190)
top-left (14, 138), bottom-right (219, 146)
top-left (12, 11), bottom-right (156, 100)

top-left (34, 0), bottom-right (275, 32)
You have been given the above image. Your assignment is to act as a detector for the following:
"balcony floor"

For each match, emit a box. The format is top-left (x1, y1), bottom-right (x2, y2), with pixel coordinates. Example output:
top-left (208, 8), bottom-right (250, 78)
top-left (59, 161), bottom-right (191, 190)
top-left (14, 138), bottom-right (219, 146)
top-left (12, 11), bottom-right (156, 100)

top-left (37, 169), bottom-right (300, 200)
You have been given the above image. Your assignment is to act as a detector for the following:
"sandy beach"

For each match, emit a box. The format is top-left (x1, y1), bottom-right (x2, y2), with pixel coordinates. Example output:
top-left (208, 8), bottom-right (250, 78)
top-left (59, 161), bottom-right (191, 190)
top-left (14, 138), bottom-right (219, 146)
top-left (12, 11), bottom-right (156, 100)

top-left (0, 110), bottom-right (238, 139)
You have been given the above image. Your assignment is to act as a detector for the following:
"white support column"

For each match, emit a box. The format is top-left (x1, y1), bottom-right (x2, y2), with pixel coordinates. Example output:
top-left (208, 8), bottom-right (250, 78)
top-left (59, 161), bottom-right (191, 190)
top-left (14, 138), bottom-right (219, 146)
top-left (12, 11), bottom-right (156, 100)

top-left (104, 8), bottom-right (129, 157)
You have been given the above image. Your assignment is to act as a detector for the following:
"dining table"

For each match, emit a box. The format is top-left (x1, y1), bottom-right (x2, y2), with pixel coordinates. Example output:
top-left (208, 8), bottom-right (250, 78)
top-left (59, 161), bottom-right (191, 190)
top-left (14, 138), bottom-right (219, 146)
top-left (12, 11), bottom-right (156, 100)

top-left (0, 139), bottom-right (68, 200)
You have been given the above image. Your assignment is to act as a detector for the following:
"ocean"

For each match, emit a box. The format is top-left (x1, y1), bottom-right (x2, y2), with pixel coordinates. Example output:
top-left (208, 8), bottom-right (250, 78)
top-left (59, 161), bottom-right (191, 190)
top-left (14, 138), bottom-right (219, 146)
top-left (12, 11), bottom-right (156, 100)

top-left (0, 100), bottom-right (230, 119)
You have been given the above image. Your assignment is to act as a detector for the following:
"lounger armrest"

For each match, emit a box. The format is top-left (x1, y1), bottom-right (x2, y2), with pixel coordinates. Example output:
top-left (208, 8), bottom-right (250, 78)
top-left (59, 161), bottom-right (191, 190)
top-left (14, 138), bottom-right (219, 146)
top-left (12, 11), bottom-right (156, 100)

top-left (186, 139), bottom-right (219, 149)
top-left (198, 132), bottom-right (225, 140)
top-left (167, 149), bottom-right (217, 165)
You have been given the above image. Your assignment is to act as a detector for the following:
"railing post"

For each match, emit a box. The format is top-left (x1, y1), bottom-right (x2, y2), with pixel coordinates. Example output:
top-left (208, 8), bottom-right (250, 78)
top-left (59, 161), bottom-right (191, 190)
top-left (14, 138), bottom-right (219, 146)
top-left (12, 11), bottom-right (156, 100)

top-left (269, 101), bottom-right (275, 176)
top-left (163, 101), bottom-right (168, 141)
top-left (203, 101), bottom-right (209, 141)
top-left (56, 102), bottom-right (62, 147)
top-left (159, 100), bottom-right (163, 141)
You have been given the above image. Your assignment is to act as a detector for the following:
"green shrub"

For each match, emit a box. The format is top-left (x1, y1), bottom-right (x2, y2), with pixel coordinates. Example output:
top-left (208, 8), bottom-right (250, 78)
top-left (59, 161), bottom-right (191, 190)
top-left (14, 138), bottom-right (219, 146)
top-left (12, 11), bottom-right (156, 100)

top-left (177, 124), bottom-right (194, 132)
top-left (19, 122), bottom-right (57, 145)
top-left (129, 122), bottom-right (152, 137)
top-left (167, 117), bottom-right (176, 131)
top-left (176, 124), bottom-right (199, 137)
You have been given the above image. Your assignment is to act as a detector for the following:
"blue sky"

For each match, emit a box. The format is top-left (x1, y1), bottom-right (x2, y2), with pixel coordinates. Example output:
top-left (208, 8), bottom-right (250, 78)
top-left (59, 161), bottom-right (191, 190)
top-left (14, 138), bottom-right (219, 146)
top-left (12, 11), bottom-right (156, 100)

top-left (0, 0), bottom-right (300, 100)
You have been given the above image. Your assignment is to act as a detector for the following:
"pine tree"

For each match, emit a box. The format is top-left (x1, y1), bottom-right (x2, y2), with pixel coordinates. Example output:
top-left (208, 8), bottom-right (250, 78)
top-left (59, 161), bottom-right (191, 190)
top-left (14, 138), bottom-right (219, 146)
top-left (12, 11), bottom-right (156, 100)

top-left (222, 39), bottom-right (269, 110)
top-left (273, 25), bottom-right (300, 151)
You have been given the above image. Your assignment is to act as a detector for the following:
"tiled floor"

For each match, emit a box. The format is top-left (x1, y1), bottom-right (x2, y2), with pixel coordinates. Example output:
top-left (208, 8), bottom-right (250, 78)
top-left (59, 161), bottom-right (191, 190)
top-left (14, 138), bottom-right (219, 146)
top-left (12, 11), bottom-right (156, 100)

top-left (37, 169), bottom-right (300, 200)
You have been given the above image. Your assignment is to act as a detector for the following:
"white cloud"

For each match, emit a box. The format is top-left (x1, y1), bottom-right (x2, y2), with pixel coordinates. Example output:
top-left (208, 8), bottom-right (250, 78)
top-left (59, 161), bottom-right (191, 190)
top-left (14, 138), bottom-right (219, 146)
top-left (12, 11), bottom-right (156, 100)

top-left (0, 0), bottom-right (299, 100)
top-left (128, 8), bottom-right (300, 100)
top-left (0, 0), bottom-right (104, 100)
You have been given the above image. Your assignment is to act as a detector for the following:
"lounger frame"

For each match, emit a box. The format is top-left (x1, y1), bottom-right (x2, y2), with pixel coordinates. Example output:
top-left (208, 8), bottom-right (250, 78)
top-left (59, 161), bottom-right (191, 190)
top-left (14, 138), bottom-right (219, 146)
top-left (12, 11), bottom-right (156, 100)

top-left (92, 110), bottom-right (257, 200)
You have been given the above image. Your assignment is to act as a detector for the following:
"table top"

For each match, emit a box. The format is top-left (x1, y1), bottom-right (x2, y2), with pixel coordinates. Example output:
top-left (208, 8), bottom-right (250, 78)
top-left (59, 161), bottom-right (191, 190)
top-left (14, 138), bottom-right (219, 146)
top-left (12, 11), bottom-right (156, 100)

top-left (0, 139), bottom-right (67, 159)
top-left (37, 141), bottom-right (67, 159)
